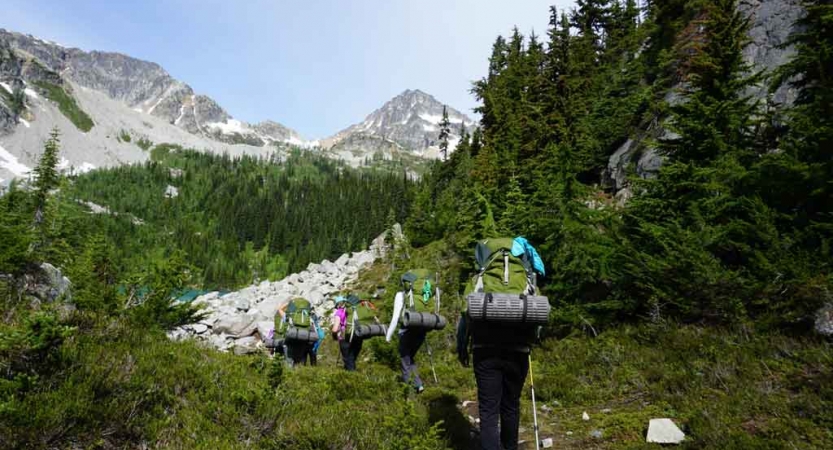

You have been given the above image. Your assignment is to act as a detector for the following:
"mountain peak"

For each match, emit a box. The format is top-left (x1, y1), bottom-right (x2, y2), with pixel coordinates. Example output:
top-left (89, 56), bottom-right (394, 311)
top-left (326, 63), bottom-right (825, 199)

top-left (321, 89), bottom-right (474, 162)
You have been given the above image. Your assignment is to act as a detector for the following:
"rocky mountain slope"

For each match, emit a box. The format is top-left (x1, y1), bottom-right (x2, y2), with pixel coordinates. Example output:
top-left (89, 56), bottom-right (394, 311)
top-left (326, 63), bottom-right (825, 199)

top-left (0, 30), bottom-right (471, 181)
top-left (0, 30), bottom-right (311, 182)
top-left (321, 89), bottom-right (474, 164)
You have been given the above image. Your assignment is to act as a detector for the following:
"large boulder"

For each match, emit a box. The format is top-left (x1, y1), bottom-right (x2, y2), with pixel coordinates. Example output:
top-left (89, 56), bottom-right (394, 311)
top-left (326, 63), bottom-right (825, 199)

top-left (233, 336), bottom-right (259, 355)
top-left (255, 320), bottom-right (275, 340)
top-left (335, 253), bottom-right (350, 267)
top-left (212, 314), bottom-right (256, 337)
top-left (21, 262), bottom-right (73, 304)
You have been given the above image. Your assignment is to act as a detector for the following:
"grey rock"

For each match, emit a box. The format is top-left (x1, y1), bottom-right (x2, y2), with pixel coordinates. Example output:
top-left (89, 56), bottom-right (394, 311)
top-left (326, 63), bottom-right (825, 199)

top-left (637, 147), bottom-right (663, 179)
top-left (814, 303), bottom-right (833, 336)
top-left (646, 418), bottom-right (685, 444)
top-left (166, 327), bottom-right (188, 341)
top-left (335, 253), bottom-right (350, 267)
top-left (164, 185), bottom-right (178, 199)
top-left (207, 334), bottom-right (232, 351)
top-left (256, 320), bottom-right (274, 340)
top-left (741, 0), bottom-right (803, 105)
top-left (605, 139), bottom-right (635, 191)
top-left (541, 438), bottom-right (553, 448)
top-left (234, 298), bottom-right (250, 311)
top-left (39, 262), bottom-right (72, 302)
top-left (590, 429), bottom-right (603, 439)
top-left (21, 262), bottom-right (72, 303)
top-left (232, 336), bottom-right (259, 355)
top-left (192, 323), bottom-right (209, 334)
top-left (212, 315), bottom-right (255, 337)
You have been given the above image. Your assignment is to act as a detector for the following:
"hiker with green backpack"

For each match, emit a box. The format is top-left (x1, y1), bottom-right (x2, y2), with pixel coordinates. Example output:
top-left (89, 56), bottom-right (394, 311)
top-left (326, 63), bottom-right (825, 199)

top-left (386, 269), bottom-right (447, 393)
top-left (456, 237), bottom-right (549, 450)
top-left (331, 294), bottom-right (386, 371)
top-left (277, 297), bottom-right (320, 367)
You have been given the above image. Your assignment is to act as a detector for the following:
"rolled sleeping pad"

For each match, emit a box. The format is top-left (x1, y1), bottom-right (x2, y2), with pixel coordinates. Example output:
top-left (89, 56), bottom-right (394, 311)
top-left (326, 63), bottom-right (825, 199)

top-left (466, 292), bottom-right (550, 325)
top-left (354, 323), bottom-right (387, 338)
top-left (402, 311), bottom-right (447, 330)
top-left (285, 327), bottom-right (319, 343)
top-left (263, 337), bottom-right (285, 349)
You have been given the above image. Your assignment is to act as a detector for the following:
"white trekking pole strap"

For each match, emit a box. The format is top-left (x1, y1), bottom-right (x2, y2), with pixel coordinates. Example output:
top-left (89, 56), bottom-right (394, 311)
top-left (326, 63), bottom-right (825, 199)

top-left (408, 289), bottom-right (414, 309)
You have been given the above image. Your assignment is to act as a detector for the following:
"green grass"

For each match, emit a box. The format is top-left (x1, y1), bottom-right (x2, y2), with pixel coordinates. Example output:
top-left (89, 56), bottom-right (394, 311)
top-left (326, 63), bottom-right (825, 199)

top-left (118, 129), bottom-right (132, 142)
top-left (33, 81), bottom-right (94, 132)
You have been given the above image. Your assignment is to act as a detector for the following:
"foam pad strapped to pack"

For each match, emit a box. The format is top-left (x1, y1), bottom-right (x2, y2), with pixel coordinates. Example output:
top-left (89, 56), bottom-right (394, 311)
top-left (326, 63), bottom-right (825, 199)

top-left (354, 324), bottom-right (387, 338)
top-left (285, 327), bottom-right (319, 343)
top-left (402, 311), bottom-right (447, 330)
top-left (466, 292), bottom-right (550, 325)
top-left (263, 338), bottom-right (284, 349)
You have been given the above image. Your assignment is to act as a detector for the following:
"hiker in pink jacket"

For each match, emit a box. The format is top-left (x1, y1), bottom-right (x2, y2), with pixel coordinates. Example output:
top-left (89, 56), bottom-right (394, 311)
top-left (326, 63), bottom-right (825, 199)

top-left (331, 295), bottom-right (363, 370)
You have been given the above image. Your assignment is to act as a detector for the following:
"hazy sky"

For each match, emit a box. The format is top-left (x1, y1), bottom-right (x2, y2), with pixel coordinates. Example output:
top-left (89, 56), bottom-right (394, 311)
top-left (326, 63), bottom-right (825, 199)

top-left (3, 0), bottom-right (575, 138)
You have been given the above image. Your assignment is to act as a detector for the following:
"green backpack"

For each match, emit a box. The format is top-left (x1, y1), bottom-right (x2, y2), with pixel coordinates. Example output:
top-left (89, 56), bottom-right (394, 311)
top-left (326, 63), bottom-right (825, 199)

top-left (278, 298), bottom-right (313, 333)
top-left (346, 294), bottom-right (380, 334)
top-left (465, 237), bottom-right (537, 296)
top-left (401, 269), bottom-right (439, 313)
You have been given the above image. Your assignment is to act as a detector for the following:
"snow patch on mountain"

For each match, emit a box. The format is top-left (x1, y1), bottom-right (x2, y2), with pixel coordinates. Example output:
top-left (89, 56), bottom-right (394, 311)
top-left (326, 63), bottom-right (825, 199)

top-left (206, 119), bottom-right (247, 135)
top-left (0, 144), bottom-right (31, 176)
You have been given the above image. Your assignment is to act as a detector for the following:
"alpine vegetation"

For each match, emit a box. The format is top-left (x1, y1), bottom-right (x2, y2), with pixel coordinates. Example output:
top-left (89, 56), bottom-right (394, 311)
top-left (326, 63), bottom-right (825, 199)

top-left (1, 1), bottom-right (832, 449)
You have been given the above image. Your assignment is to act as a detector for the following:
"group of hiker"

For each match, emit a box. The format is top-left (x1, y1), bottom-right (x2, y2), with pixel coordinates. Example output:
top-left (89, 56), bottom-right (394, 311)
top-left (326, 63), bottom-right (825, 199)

top-left (266, 236), bottom-right (548, 450)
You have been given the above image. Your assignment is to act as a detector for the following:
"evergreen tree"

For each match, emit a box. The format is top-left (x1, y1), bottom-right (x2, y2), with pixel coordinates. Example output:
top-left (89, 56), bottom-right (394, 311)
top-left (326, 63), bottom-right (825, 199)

top-left (625, 0), bottom-right (775, 322)
top-left (438, 105), bottom-right (451, 160)
top-left (32, 128), bottom-right (62, 225)
top-left (659, 0), bottom-right (761, 165)
top-left (765, 0), bottom-right (833, 226)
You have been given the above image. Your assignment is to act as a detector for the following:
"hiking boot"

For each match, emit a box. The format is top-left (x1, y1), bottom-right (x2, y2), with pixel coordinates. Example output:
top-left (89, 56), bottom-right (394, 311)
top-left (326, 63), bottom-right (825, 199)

top-left (416, 385), bottom-right (425, 394)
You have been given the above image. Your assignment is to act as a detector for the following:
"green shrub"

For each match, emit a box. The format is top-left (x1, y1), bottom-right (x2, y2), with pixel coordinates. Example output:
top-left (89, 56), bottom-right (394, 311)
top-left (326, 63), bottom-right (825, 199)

top-left (136, 137), bottom-right (153, 151)
top-left (33, 81), bottom-right (94, 132)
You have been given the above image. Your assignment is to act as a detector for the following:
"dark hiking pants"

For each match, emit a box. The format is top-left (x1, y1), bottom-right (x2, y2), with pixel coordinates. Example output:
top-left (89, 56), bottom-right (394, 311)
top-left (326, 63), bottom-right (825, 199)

top-left (399, 328), bottom-right (427, 387)
top-left (339, 337), bottom-right (363, 371)
top-left (286, 342), bottom-right (312, 366)
top-left (473, 348), bottom-right (530, 450)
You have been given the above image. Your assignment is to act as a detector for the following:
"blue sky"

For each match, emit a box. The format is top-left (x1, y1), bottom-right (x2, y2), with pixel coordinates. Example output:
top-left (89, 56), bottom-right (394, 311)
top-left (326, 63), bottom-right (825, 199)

top-left (3, 0), bottom-right (574, 138)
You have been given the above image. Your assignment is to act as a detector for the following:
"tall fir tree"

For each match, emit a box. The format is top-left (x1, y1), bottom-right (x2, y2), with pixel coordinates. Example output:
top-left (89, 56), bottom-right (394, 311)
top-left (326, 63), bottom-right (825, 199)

top-left (438, 105), bottom-right (451, 161)
top-left (32, 128), bottom-right (62, 226)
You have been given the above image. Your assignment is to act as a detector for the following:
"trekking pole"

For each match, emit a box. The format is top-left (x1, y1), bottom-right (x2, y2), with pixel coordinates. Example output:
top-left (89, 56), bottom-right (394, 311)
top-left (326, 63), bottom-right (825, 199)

top-left (529, 353), bottom-right (541, 450)
top-left (425, 340), bottom-right (439, 384)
